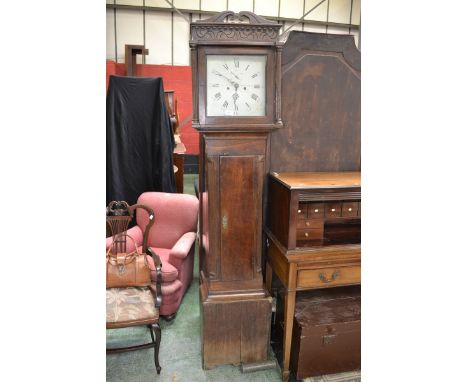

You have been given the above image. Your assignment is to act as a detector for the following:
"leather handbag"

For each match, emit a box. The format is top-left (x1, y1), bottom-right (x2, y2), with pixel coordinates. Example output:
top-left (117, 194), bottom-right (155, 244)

top-left (106, 234), bottom-right (152, 288)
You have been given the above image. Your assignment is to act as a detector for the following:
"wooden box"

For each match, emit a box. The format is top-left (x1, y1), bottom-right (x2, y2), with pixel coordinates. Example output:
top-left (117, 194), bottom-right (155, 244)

top-left (289, 286), bottom-right (361, 379)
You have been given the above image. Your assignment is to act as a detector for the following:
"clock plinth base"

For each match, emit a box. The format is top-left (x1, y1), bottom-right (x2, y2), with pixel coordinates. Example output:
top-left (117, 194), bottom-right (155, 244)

top-left (200, 277), bottom-right (272, 369)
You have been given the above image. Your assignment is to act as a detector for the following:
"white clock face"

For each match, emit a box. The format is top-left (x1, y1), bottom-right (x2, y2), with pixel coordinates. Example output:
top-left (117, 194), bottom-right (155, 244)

top-left (206, 55), bottom-right (266, 117)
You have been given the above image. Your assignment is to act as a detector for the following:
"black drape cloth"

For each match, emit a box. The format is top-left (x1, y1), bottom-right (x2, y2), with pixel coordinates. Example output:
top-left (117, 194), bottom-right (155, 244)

top-left (106, 76), bottom-right (176, 207)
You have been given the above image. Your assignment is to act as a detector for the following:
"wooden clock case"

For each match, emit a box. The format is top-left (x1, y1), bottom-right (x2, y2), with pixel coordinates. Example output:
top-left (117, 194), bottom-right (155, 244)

top-left (190, 11), bottom-right (283, 369)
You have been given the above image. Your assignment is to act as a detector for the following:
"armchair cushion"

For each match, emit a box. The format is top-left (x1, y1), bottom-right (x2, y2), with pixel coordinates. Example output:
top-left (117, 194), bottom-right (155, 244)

top-left (106, 287), bottom-right (159, 329)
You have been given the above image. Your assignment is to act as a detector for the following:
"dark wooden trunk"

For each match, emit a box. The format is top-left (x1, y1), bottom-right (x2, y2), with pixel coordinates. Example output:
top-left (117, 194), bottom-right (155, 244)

top-left (289, 286), bottom-right (361, 379)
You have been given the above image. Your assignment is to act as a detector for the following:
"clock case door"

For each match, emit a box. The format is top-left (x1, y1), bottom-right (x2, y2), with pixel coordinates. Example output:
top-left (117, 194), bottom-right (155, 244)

top-left (200, 134), bottom-right (267, 295)
top-left (197, 46), bottom-right (276, 127)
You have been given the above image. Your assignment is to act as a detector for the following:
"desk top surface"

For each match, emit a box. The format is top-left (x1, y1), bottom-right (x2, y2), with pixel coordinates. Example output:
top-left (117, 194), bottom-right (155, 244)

top-left (270, 171), bottom-right (361, 189)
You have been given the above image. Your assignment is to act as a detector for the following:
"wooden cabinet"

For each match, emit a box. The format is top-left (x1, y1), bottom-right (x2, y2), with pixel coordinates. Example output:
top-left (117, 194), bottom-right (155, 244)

top-left (265, 171), bottom-right (361, 381)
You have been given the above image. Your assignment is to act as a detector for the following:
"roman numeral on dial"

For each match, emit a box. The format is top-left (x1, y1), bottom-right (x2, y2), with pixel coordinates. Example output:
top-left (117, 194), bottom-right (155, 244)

top-left (251, 93), bottom-right (258, 101)
top-left (223, 100), bottom-right (229, 108)
top-left (214, 92), bottom-right (221, 101)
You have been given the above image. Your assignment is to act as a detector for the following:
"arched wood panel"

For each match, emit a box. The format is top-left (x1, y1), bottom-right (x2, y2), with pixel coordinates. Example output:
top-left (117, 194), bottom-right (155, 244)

top-left (270, 31), bottom-right (361, 172)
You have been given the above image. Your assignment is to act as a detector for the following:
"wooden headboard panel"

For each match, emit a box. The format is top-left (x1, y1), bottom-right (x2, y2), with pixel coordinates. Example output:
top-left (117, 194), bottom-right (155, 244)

top-left (270, 31), bottom-right (361, 172)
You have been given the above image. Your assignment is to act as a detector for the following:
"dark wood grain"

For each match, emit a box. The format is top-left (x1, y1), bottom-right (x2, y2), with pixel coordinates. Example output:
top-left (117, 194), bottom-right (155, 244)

top-left (220, 156), bottom-right (259, 281)
top-left (266, 177), bottom-right (291, 250)
top-left (202, 293), bottom-right (242, 367)
top-left (265, 171), bottom-right (361, 381)
top-left (191, 11), bottom-right (281, 369)
top-left (290, 287), bottom-right (361, 379)
top-left (267, 172), bottom-right (361, 250)
top-left (270, 31), bottom-right (360, 173)
top-left (241, 299), bottom-right (272, 363)
top-left (200, 286), bottom-right (273, 369)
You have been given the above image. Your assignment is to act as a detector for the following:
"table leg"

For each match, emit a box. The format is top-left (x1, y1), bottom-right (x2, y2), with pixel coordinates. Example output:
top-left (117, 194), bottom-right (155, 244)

top-left (282, 289), bottom-right (296, 382)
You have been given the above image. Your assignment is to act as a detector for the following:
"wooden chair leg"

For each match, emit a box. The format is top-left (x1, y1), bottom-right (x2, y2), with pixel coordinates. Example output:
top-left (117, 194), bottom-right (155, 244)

top-left (148, 324), bottom-right (155, 343)
top-left (151, 322), bottom-right (162, 374)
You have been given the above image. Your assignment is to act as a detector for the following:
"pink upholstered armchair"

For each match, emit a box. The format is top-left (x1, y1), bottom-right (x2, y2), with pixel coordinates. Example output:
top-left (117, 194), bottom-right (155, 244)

top-left (106, 192), bottom-right (199, 320)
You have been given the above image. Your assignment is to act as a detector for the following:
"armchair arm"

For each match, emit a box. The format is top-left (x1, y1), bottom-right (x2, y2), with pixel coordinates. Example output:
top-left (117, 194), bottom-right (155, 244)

top-left (106, 225), bottom-right (144, 251)
top-left (147, 247), bottom-right (162, 308)
top-left (169, 232), bottom-right (197, 259)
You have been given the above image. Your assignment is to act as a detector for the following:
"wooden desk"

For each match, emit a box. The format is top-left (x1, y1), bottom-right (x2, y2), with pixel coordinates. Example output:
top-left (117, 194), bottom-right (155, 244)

top-left (265, 171), bottom-right (361, 381)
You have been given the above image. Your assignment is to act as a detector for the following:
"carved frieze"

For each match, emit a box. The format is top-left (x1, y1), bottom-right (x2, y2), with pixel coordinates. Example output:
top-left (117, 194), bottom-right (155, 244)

top-left (191, 11), bottom-right (281, 45)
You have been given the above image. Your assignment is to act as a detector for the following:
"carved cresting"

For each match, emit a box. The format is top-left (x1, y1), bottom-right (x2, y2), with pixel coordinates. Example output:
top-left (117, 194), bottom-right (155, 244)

top-left (191, 11), bottom-right (281, 44)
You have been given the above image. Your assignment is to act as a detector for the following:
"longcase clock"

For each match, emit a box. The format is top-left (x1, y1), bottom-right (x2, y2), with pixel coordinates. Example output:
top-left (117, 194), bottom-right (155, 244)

top-left (190, 11), bottom-right (283, 368)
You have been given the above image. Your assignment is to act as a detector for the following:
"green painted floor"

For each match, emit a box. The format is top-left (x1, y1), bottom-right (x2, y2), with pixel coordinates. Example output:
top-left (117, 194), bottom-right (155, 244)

top-left (106, 175), bottom-right (283, 382)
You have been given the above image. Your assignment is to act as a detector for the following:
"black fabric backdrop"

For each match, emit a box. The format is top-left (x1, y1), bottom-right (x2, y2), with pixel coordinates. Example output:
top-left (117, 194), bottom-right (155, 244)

top-left (106, 76), bottom-right (176, 207)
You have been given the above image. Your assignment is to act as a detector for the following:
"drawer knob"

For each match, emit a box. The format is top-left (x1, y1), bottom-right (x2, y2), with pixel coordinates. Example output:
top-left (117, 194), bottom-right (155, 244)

top-left (306, 221), bottom-right (310, 226)
top-left (314, 209), bottom-right (319, 213)
top-left (331, 208), bottom-right (336, 212)
top-left (298, 209), bottom-right (302, 213)
top-left (304, 232), bottom-right (309, 237)
top-left (319, 270), bottom-right (340, 283)
top-left (348, 208), bottom-right (352, 211)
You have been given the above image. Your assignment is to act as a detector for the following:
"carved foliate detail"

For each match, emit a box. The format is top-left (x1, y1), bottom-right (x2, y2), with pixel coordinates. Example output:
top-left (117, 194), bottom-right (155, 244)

top-left (200, 11), bottom-right (277, 25)
top-left (191, 11), bottom-right (281, 44)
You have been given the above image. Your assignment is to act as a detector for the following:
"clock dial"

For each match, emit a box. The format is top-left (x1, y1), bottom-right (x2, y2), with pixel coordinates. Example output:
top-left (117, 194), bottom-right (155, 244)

top-left (206, 55), bottom-right (266, 117)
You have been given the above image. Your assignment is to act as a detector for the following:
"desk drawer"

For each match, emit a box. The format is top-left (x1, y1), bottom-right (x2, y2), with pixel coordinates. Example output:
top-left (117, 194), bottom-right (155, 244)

top-left (307, 203), bottom-right (325, 219)
top-left (325, 202), bottom-right (342, 218)
top-left (297, 219), bottom-right (323, 230)
top-left (297, 228), bottom-right (323, 241)
top-left (342, 202), bottom-right (359, 218)
top-left (297, 266), bottom-right (361, 289)
top-left (297, 203), bottom-right (308, 219)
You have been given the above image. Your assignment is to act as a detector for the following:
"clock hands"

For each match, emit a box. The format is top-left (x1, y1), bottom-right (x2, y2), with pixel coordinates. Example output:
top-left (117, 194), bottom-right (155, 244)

top-left (229, 70), bottom-right (240, 80)
top-left (213, 70), bottom-right (238, 88)
top-left (232, 88), bottom-right (239, 114)
top-left (213, 66), bottom-right (261, 116)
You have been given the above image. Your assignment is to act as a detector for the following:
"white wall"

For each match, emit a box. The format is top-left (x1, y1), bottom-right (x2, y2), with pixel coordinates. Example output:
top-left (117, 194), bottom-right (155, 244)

top-left (106, 0), bottom-right (361, 64)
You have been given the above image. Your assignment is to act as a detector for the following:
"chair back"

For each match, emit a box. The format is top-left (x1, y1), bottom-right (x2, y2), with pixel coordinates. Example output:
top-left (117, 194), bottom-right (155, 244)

top-left (107, 201), bottom-right (155, 253)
